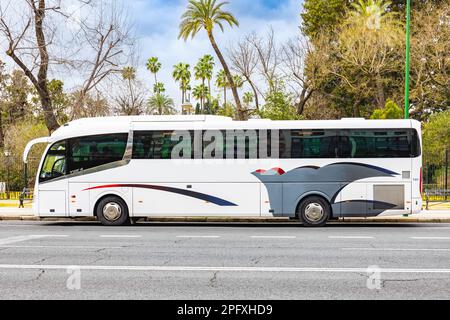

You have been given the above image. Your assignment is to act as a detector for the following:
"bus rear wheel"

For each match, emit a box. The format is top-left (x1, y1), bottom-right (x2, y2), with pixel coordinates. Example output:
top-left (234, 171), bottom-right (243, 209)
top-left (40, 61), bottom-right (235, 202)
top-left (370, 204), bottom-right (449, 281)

top-left (297, 196), bottom-right (330, 227)
top-left (97, 196), bottom-right (129, 226)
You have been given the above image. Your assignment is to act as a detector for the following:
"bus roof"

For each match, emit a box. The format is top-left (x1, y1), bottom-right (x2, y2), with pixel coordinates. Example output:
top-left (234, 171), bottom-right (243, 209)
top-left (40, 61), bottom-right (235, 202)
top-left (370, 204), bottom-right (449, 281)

top-left (48, 115), bottom-right (421, 142)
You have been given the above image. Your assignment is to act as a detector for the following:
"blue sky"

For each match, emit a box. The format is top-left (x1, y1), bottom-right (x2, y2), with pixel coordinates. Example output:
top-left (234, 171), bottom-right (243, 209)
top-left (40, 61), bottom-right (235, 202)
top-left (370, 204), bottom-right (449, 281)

top-left (0, 0), bottom-right (304, 109)
top-left (129, 0), bottom-right (304, 106)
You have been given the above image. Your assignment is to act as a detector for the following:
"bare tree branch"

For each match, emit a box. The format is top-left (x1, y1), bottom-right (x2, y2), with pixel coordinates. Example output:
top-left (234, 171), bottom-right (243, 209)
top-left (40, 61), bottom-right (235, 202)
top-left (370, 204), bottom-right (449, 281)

top-left (228, 37), bottom-right (260, 110)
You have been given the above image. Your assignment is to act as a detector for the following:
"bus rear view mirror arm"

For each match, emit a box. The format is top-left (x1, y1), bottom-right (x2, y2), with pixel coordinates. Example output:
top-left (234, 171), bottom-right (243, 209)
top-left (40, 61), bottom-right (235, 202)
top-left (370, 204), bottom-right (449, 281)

top-left (23, 137), bottom-right (51, 163)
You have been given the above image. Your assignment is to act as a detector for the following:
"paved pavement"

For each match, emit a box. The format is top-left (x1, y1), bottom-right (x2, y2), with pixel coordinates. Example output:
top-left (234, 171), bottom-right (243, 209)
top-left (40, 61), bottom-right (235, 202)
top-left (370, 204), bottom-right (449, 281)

top-left (0, 221), bottom-right (450, 299)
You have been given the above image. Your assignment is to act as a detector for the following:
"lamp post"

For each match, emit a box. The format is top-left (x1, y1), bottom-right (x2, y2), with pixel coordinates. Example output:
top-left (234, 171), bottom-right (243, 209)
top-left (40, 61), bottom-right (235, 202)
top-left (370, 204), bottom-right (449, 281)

top-left (404, 0), bottom-right (411, 119)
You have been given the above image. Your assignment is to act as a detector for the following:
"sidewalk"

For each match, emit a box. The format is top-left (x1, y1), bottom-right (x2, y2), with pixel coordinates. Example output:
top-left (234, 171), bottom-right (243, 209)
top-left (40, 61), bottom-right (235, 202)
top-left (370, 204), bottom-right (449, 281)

top-left (0, 199), bottom-right (32, 208)
top-left (1, 206), bottom-right (450, 223)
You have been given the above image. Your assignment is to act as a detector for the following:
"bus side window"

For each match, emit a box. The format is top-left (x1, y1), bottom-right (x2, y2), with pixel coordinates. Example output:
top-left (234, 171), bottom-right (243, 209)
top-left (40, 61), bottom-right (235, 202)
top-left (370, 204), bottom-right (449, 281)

top-left (68, 134), bottom-right (127, 172)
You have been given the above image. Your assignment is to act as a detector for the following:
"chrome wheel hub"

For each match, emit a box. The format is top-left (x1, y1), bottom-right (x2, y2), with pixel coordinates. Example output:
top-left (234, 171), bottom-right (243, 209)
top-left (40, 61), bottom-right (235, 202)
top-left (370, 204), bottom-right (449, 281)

top-left (305, 203), bottom-right (324, 222)
top-left (103, 202), bottom-right (122, 221)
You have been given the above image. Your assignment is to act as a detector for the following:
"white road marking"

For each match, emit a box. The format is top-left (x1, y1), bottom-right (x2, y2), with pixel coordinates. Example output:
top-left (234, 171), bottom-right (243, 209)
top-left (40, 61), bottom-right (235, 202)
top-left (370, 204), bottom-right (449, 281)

top-left (342, 247), bottom-right (450, 252)
top-left (176, 235), bottom-right (220, 238)
top-left (0, 235), bottom-right (68, 245)
top-left (0, 264), bottom-right (450, 274)
top-left (250, 236), bottom-right (296, 239)
top-left (410, 237), bottom-right (450, 240)
top-left (0, 245), bottom-right (123, 249)
top-left (328, 236), bottom-right (375, 239)
top-left (420, 227), bottom-right (450, 230)
top-left (99, 235), bottom-right (142, 238)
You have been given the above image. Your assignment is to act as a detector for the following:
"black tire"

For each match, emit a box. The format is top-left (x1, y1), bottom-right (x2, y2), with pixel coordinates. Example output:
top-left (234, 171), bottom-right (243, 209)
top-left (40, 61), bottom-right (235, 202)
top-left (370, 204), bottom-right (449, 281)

top-left (297, 196), bottom-right (331, 227)
top-left (96, 196), bottom-right (129, 226)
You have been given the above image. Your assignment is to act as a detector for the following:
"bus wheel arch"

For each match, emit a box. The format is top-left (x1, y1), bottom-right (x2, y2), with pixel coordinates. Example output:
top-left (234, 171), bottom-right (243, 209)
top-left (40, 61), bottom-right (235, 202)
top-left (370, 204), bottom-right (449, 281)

top-left (94, 194), bottom-right (130, 226)
top-left (295, 194), bottom-right (332, 227)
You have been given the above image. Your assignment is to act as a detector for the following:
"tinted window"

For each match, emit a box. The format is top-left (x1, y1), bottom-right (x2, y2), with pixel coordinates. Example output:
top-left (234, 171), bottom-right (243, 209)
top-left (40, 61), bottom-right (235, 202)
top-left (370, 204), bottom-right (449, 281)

top-left (203, 130), bottom-right (259, 159)
top-left (133, 131), bottom-right (194, 159)
top-left (131, 128), bottom-right (420, 160)
top-left (411, 129), bottom-right (422, 157)
top-left (68, 134), bottom-right (127, 174)
top-left (280, 130), bottom-right (339, 158)
top-left (340, 129), bottom-right (419, 158)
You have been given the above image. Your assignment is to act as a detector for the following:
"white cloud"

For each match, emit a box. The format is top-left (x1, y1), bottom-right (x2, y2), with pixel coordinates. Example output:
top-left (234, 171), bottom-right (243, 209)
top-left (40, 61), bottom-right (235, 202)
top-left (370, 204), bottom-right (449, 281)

top-left (0, 0), bottom-right (303, 111)
top-left (133, 0), bottom-right (302, 109)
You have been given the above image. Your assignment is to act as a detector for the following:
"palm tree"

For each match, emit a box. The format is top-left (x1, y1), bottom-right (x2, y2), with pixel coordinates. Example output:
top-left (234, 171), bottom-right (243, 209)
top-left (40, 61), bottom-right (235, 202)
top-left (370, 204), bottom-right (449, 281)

top-left (153, 82), bottom-right (166, 94)
top-left (122, 66), bottom-right (136, 81)
top-left (147, 93), bottom-right (176, 115)
top-left (201, 54), bottom-right (215, 103)
top-left (122, 67), bottom-right (137, 105)
top-left (179, 0), bottom-right (243, 118)
top-left (192, 84), bottom-right (209, 112)
top-left (243, 92), bottom-right (254, 108)
top-left (350, 0), bottom-right (395, 30)
top-left (233, 74), bottom-right (244, 90)
top-left (216, 69), bottom-right (228, 106)
top-left (194, 58), bottom-right (211, 112)
top-left (146, 57), bottom-right (162, 91)
top-left (173, 63), bottom-right (191, 104)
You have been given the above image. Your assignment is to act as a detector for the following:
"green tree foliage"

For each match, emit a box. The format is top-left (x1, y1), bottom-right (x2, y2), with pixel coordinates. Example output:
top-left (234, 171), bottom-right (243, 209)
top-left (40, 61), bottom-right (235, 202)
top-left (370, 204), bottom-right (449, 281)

top-left (305, 0), bottom-right (404, 118)
top-left (173, 63), bottom-right (192, 104)
top-left (192, 84), bottom-right (209, 110)
top-left (202, 55), bottom-right (215, 98)
top-left (301, 0), bottom-right (446, 39)
top-left (47, 80), bottom-right (71, 124)
top-left (1, 121), bottom-right (48, 190)
top-left (203, 98), bottom-right (220, 115)
top-left (243, 92), bottom-right (254, 108)
top-left (194, 57), bottom-right (212, 111)
top-left (301, 0), bottom-right (351, 39)
top-left (423, 110), bottom-right (450, 163)
top-left (303, 0), bottom-right (449, 120)
top-left (146, 57), bottom-right (162, 89)
top-left (3, 70), bottom-right (33, 122)
top-left (147, 93), bottom-right (176, 115)
top-left (196, 55), bottom-right (215, 104)
top-left (217, 102), bottom-right (235, 118)
top-left (216, 69), bottom-right (228, 106)
top-left (153, 82), bottom-right (166, 94)
top-left (259, 91), bottom-right (303, 121)
top-left (370, 99), bottom-right (403, 119)
top-left (409, 2), bottom-right (450, 120)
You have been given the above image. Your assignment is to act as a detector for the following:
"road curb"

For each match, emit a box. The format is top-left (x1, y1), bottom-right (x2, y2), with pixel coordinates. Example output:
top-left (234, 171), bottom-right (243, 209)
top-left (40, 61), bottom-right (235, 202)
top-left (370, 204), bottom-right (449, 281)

top-left (1, 215), bottom-right (450, 223)
top-left (341, 218), bottom-right (450, 223)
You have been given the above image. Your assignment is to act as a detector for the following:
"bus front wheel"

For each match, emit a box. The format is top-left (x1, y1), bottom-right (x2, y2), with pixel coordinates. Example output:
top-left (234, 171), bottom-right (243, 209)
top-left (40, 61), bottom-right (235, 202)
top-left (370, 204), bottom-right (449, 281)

top-left (96, 196), bottom-right (130, 226)
top-left (297, 196), bottom-right (330, 227)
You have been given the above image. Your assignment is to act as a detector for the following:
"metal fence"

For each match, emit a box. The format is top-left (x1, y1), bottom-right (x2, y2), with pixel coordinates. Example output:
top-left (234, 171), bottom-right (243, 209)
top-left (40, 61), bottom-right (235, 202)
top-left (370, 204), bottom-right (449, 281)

top-left (423, 149), bottom-right (449, 202)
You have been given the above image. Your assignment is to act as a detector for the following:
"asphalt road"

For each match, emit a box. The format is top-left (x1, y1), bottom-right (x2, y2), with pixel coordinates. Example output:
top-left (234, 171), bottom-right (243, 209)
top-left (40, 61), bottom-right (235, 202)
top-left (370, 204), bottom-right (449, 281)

top-left (0, 221), bottom-right (449, 300)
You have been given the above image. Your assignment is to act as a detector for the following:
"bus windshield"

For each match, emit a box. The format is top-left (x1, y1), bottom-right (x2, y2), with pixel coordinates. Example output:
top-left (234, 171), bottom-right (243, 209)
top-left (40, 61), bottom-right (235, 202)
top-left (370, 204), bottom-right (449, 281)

top-left (40, 141), bottom-right (67, 182)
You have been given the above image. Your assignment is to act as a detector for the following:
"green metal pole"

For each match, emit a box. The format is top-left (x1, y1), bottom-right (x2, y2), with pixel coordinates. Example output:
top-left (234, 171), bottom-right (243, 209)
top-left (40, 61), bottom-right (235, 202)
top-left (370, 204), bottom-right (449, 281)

top-left (404, 0), bottom-right (411, 119)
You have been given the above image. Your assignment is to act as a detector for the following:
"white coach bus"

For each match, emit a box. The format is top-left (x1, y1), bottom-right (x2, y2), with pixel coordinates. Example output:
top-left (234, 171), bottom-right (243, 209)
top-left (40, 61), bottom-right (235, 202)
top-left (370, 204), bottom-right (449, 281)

top-left (23, 116), bottom-right (422, 227)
